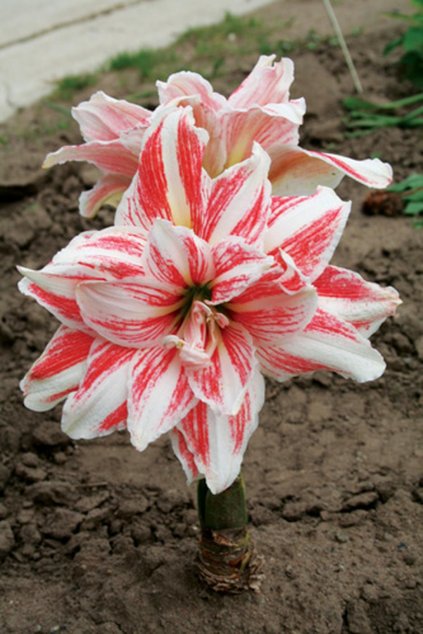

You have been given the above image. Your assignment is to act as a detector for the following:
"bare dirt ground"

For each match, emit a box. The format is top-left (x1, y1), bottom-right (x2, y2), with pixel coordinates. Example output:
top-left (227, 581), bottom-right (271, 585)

top-left (0, 2), bottom-right (422, 633)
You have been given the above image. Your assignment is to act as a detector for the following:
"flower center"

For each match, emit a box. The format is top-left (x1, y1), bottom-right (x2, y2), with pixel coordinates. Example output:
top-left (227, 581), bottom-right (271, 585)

top-left (181, 283), bottom-right (212, 318)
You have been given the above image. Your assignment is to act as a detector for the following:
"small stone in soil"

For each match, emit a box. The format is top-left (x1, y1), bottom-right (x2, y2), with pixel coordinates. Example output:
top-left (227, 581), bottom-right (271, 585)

top-left (32, 421), bottom-right (71, 448)
top-left (0, 520), bottom-right (15, 558)
top-left (28, 480), bottom-right (76, 505)
top-left (41, 509), bottom-right (84, 540)
top-left (0, 463), bottom-right (12, 491)
top-left (15, 463), bottom-right (47, 482)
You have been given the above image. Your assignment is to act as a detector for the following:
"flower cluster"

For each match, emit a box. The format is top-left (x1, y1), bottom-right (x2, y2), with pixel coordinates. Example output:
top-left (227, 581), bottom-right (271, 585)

top-left (20, 57), bottom-right (400, 493)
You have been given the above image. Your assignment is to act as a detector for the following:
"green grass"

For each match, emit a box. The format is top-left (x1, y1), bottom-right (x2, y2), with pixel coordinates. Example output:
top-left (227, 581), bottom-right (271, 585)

top-left (108, 48), bottom-right (179, 78)
top-left (53, 73), bottom-right (98, 99)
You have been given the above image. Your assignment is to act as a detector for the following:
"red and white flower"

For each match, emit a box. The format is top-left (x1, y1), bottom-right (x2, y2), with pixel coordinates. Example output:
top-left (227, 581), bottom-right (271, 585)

top-left (43, 56), bottom-right (392, 218)
top-left (21, 108), bottom-right (399, 493)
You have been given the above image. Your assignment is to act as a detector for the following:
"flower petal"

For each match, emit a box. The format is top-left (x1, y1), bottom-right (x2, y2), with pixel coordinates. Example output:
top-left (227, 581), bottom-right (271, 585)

top-left (222, 101), bottom-right (304, 167)
top-left (145, 219), bottom-right (214, 289)
top-left (187, 321), bottom-right (255, 416)
top-left (128, 346), bottom-right (196, 451)
top-left (314, 265), bottom-right (401, 336)
top-left (170, 428), bottom-right (200, 483)
top-left (157, 74), bottom-right (227, 177)
top-left (79, 174), bottom-right (132, 218)
top-left (18, 269), bottom-right (89, 332)
top-left (228, 55), bottom-right (295, 108)
top-left (43, 139), bottom-right (138, 177)
top-left (257, 308), bottom-right (386, 382)
top-left (115, 107), bottom-right (209, 230)
top-left (210, 237), bottom-right (273, 304)
top-left (18, 227), bottom-right (148, 329)
top-left (269, 144), bottom-right (393, 195)
top-left (76, 278), bottom-right (182, 348)
top-left (265, 187), bottom-right (351, 281)
top-left (228, 268), bottom-right (317, 343)
top-left (61, 340), bottom-right (134, 438)
top-left (198, 143), bottom-right (271, 246)
top-left (71, 90), bottom-right (151, 142)
top-left (20, 326), bottom-right (93, 412)
top-left (177, 369), bottom-right (265, 494)
top-left (51, 226), bottom-right (147, 277)
top-left (157, 71), bottom-right (226, 112)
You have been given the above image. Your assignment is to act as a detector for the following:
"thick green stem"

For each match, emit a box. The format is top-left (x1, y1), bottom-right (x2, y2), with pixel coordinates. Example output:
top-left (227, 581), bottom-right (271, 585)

top-left (196, 474), bottom-right (263, 593)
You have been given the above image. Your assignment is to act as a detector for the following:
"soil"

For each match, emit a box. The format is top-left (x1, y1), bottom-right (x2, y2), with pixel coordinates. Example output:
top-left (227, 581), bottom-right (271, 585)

top-left (0, 5), bottom-right (422, 634)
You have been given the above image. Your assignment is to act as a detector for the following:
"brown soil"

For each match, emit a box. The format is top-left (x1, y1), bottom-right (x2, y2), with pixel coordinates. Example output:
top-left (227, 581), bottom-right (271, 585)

top-left (0, 7), bottom-right (422, 634)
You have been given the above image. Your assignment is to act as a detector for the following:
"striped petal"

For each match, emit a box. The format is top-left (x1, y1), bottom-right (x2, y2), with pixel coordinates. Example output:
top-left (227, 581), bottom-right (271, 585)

top-left (222, 100), bottom-right (304, 168)
top-left (18, 227), bottom-right (147, 329)
top-left (228, 268), bottom-right (317, 343)
top-left (20, 326), bottom-right (93, 412)
top-left (198, 143), bottom-right (271, 246)
top-left (76, 279), bottom-right (182, 348)
top-left (170, 428), bottom-right (200, 483)
top-left (43, 139), bottom-right (138, 177)
top-left (115, 107), bottom-right (209, 230)
top-left (228, 55), bottom-right (295, 109)
top-left (157, 73), bottom-right (227, 177)
top-left (265, 187), bottom-right (351, 281)
top-left (157, 71), bottom-right (226, 112)
top-left (187, 321), bottom-right (255, 416)
top-left (128, 347), bottom-right (196, 451)
top-left (269, 144), bottom-right (393, 196)
top-left (61, 340), bottom-right (134, 439)
top-left (144, 219), bottom-right (214, 289)
top-left (210, 237), bottom-right (273, 305)
top-left (177, 369), bottom-right (265, 494)
top-left (18, 270), bottom-right (90, 332)
top-left (314, 266), bottom-right (401, 336)
top-left (79, 174), bottom-right (132, 218)
top-left (51, 226), bottom-right (147, 277)
top-left (71, 90), bottom-right (151, 142)
top-left (257, 308), bottom-right (386, 383)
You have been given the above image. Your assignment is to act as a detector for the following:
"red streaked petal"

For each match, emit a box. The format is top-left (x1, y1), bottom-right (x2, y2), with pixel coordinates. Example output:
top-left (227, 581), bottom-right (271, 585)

top-left (157, 71), bottom-right (226, 112)
top-left (198, 143), bottom-right (271, 246)
top-left (170, 427), bottom-right (200, 483)
top-left (187, 321), bottom-right (255, 416)
top-left (257, 308), bottom-right (386, 382)
top-left (314, 265), bottom-right (401, 336)
top-left (178, 369), bottom-right (265, 493)
top-left (228, 268), bottom-right (318, 343)
top-left (222, 101), bottom-right (303, 167)
top-left (128, 346), bottom-right (196, 451)
top-left (18, 227), bottom-right (148, 329)
top-left (18, 271), bottom-right (89, 332)
top-left (20, 326), bottom-right (93, 412)
top-left (115, 107), bottom-right (209, 230)
top-left (265, 187), bottom-right (351, 281)
top-left (43, 139), bottom-right (138, 177)
top-left (210, 237), bottom-right (273, 304)
top-left (228, 55), bottom-right (295, 108)
top-left (76, 279), bottom-right (182, 347)
top-left (72, 90), bottom-right (151, 142)
top-left (61, 340), bottom-right (133, 438)
top-left (79, 174), bottom-right (131, 218)
top-left (269, 144), bottom-right (393, 196)
top-left (52, 226), bottom-right (147, 278)
top-left (145, 219), bottom-right (214, 289)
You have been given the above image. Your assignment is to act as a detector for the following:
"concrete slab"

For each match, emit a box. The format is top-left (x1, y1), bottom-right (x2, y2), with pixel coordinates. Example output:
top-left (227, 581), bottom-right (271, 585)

top-left (0, 0), bottom-right (274, 122)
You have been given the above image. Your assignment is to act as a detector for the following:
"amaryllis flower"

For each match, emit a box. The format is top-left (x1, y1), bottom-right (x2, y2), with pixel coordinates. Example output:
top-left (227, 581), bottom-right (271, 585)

top-left (20, 108), bottom-right (399, 493)
top-left (43, 56), bottom-right (392, 218)
top-left (43, 91), bottom-right (152, 218)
